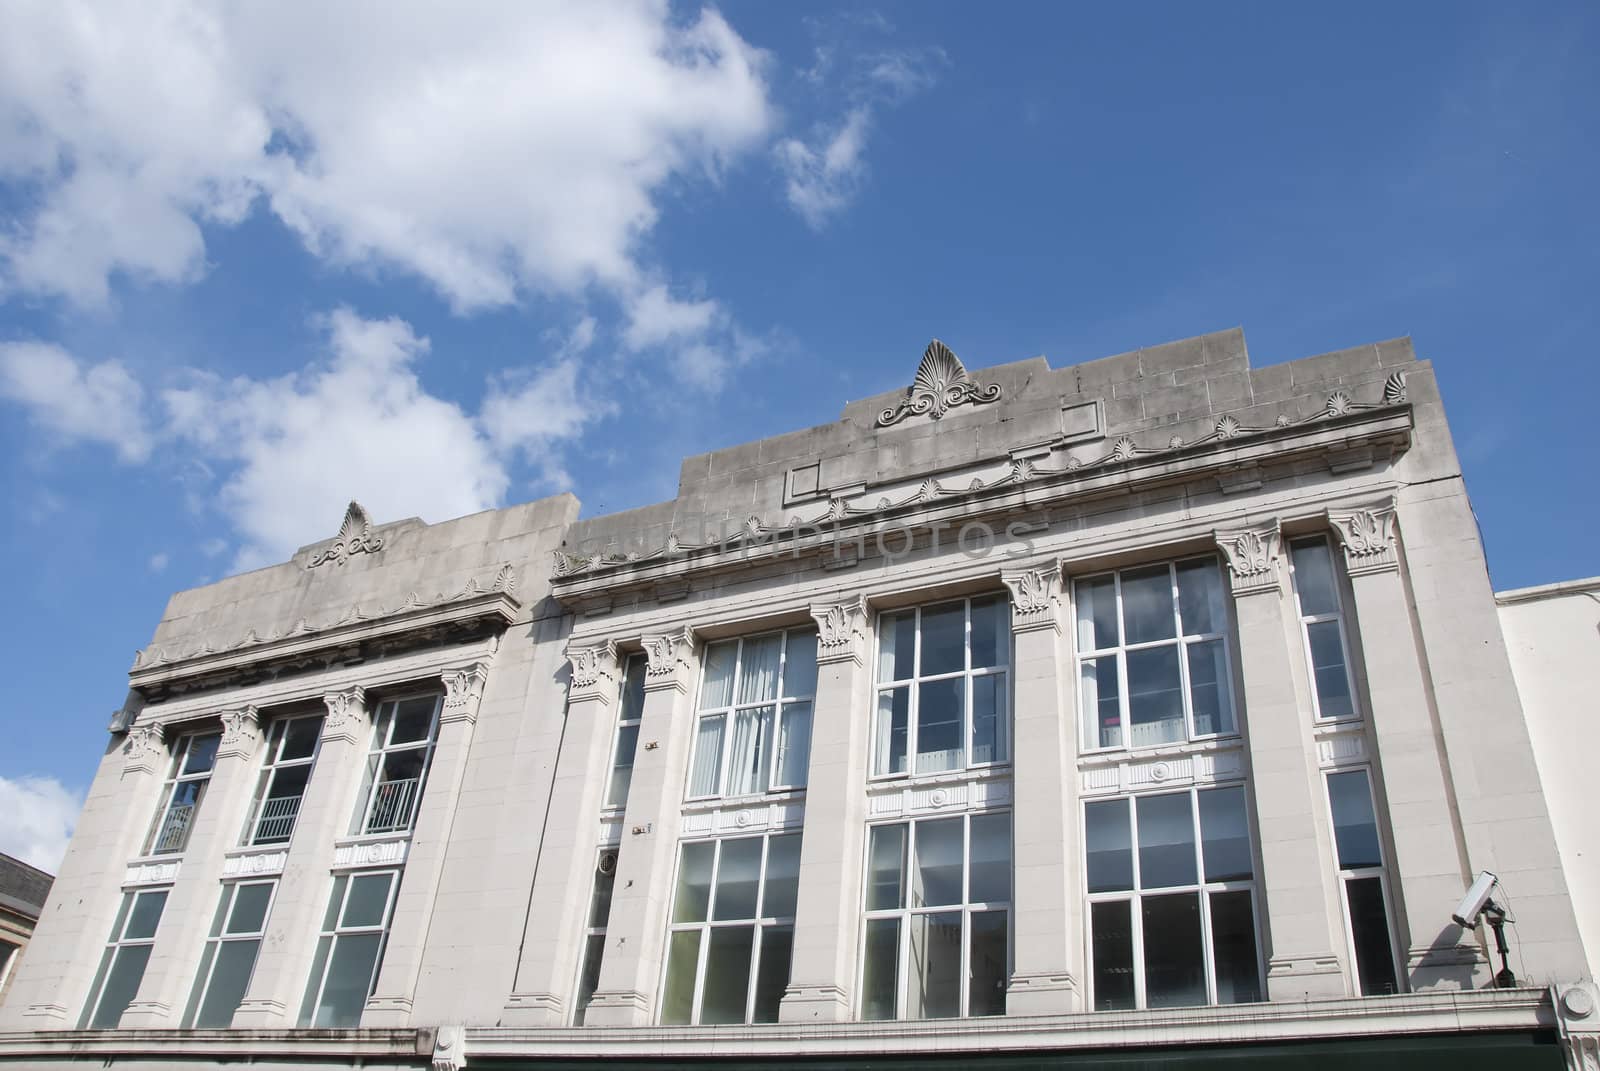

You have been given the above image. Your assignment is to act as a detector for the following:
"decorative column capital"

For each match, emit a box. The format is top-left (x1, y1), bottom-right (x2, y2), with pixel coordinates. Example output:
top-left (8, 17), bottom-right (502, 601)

top-left (322, 686), bottom-right (370, 745)
top-left (1000, 566), bottom-right (1063, 634)
top-left (641, 625), bottom-right (697, 693)
top-left (566, 639), bottom-right (621, 705)
top-left (1214, 522), bottom-right (1283, 596)
top-left (217, 705), bottom-right (262, 760)
top-left (122, 721), bottom-right (167, 775)
top-left (809, 595), bottom-right (870, 665)
top-left (1326, 500), bottom-right (1399, 577)
top-left (441, 663), bottom-right (489, 725)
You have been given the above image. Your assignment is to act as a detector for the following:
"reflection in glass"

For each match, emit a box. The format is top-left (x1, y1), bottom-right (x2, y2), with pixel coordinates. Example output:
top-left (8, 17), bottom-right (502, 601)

top-left (1141, 893), bottom-right (1205, 1008)
top-left (912, 819), bottom-right (964, 908)
top-left (1347, 877), bottom-right (1398, 996)
top-left (1091, 901), bottom-right (1135, 1011)
top-left (1086, 800), bottom-right (1133, 893)
top-left (1136, 793), bottom-right (1197, 889)
top-left (1328, 770), bottom-right (1383, 869)
top-left (907, 911), bottom-right (962, 1019)
top-left (1209, 890), bottom-right (1262, 1004)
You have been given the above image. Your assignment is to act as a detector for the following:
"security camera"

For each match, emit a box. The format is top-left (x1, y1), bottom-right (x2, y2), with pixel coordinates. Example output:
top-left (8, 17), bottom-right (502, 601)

top-left (1452, 870), bottom-right (1499, 928)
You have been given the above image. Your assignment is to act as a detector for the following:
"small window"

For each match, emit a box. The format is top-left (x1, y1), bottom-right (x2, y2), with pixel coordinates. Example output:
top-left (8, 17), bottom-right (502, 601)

top-left (184, 880), bottom-right (276, 1027)
top-left (243, 714), bottom-right (323, 845)
top-left (1326, 769), bottom-right (1400, 995)
top-left (80, 888), bottom-right (169, 1028)
top-left (573, 849), bottom-right (619, 1025)
top-left (688, 630), bottom-right (818, 799)
top-left (605, 656), bottom-right (648, 809)
top-left (1290, 537), bottom-right (1360, 720)
top-left (299, 870), bottom-right (400, 1027)
top-left (353, 695), bottom-right (441, 835)
top-left (144, 731), bottom-right (222, 855)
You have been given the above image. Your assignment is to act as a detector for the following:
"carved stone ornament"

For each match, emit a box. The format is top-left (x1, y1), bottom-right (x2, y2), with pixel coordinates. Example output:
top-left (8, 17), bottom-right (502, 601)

top-left (1214, 523), bottom-right (1283, 596)
top-left (641, 625), bottom-right (696, 690)
top-left (122, 722), bottom-right (166, 774)
top-left (441, 664), bottom-right (489, 724)
top-left (322, 686), bottom-right (369, 740)
top-left (1327, 500), bottom-right (1400, 576)
top-left (217, 705), bottom-right (262, 758)
top-left (432, 1026), bottom-right (465, 1071)
top-left (567, 639), bottom-right (621, 701)
top-left (876, 340), bottom-right (1003, 428)
top-left (1000, 567), bottom-right (1063, 633)
top-left (809, 595), bottom-right (869, 665)
top-left (308, 501), bottom-right (385, 568)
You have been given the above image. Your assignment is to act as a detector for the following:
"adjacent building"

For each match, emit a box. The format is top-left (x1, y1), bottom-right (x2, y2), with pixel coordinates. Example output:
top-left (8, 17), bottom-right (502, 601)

top-left (0, 854), bottom-right (52, 1009)
top-left (0, 328), bottom-right (1595, 1069)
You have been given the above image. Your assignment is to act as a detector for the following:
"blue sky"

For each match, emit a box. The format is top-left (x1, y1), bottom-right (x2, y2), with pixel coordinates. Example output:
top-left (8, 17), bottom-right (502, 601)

top-left (1, 1), bottom-right (1595, 869)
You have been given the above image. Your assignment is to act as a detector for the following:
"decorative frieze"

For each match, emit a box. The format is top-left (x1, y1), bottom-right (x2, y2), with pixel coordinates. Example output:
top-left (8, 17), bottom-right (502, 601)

top-left (221, 846), bottom-right (288, 879)
top-left (1214, 523), bottom-right (1283, 596)
top-left (332, 833), bottom-right (410, 871)
top-left (1079, 746), bottom-right (1245, 797)
top-left (1327, 500), bottom-right (1399, 576)
top-left (876, 340), bottom-right (1003, 428)
top-left (322, 686), bottom-right (370, 745)
top-left (122, 722), bottom-right (166, 775)
top-left (216, 705), bottom-right (262, 761)
top-left (809, 595), bottom-right (869, 665)
top-left (866, 776), bottom-right (1011, 819)
top-left (680, 800), bottom-right (806, 838)
top-left (641, 625), bottom-right (696, 692)
top-left (124, 858), bottom-right (181, 887)
top-left (1314, 727), bottom-right (1368, 769)
top-left (308, 500), bottom-right (385, 568)
top-left (441, 663), bottom-right (488, 724)
top-left (1000, 566), bottom-right (1063, 633)
top-left (566, 639), bottom-right (621, 703)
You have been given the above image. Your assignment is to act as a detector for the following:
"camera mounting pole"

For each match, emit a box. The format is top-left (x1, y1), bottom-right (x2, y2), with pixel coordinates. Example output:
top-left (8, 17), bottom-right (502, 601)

top-left (1483, 900), bottom-right (1516, 988)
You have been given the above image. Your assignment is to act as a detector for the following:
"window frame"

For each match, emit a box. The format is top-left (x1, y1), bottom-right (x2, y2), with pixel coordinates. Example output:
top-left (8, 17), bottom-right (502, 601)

top-left (1288, 535), bottom-right (1363, 723)
top-left (1323, 767), bottom-right (1404, 996)
top-left (80, 886), bottom-right (170, 1029)
top-left (870, 595), bottom-right (1012, 781)
top-left (571, 848), bottom-right (618, 1026)
top-left (242, 713), bottom-right (324, 846)
top-left (352, 692), bottom-right (443, 836)
top-left (143, 730), bottom-right (222, 856)
top-left (686, 629), bottom-right (818, 801)
top-left (603, 655), bottom-right (648, 811)
top-left (183, 878), bottom-right (278, 1027)
top-left (299, 868), bottom-right (402, 1028)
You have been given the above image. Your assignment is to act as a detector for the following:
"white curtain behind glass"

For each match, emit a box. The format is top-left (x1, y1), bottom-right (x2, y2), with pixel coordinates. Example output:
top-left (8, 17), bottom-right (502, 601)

top-left (690, 716), bottom-right (725, 797)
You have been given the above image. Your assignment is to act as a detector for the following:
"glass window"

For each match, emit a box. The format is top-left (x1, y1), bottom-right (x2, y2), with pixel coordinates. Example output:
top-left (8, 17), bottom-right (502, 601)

top-left (183, 880), bottom-right (276, 1027)
top-left (573, 849), bottom-right (619, 1025)
top-left (299, 870), bottom-right (400, 1027)
top-left (873, 596), bottom-right (1011, 778)
top-left (80, 888), bottom-right (169, 1028)
top-left (353, 695), bottom-right (441, 835)
top-left (688, 630), bottom-right (817, 799)
top-left (1075, 559), bottom-right (1236, 751)
top-left (861, 812), bottom-right (1011, 1020)
top-left (1290, 537), bottom-right (1360, 720)
top-left (144, 731), bottom-right (222, 855)
top-left (661, 833), bottom-right (801, 1025)
top-left (1325, 769), bottom-right (1400, 996)
top-left (1085, 787), bottom-right (1262, 1010)
top-left (605, 656), bottom-right (648, 809)
top-left (243, 714), bottom-right (323, 846)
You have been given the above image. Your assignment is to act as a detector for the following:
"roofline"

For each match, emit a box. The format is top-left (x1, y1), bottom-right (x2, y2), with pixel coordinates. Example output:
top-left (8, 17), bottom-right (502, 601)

top-left (1495, 576), bottom-right (1600, 605)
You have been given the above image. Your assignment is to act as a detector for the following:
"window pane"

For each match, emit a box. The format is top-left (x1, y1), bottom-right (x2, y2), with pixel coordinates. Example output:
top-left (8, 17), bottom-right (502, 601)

top-left (1075, 575), bottom-right (1119, 652)
top-left (761, 835), bottom-right (802, 918)
top-left (183, 733), bottom-right (222, 775)
top-left (1209, 890), bottom-right (1262, 1004)
top-left (321, 876), bottom-right (347, 931)
top-left (968, 909), bottom-right (1008, 1017)
top-left (1347, 877), bottom-right (1399, 995)
top-left (1121, 566), bottom-right (1177, 644)
top-left (971, 673), bottom-right (1005, 765)
top-left (1141, 893), bottom-right (1205, 1008)
top-left (874, 689), bottom-right (909, 776)
top-left (1126, 646), bottom-right (1184, 746)
top-left (1186, 640), bottom-right (1234, 737)
top-left (969, 596), bottom-right (1007, 669)
top-left (1090, 901), bottom-right (1135, 1011)
top-left (588, 860), bottom-right (616, 930)
top-left (712, 838), bottom-right (763, 921)
top-left (907, 911), bottom-right (962, 1019)
top-left (91, 945), bottom-right (153, 1028)
top-left (912, 819), bottom-right (964, 908)
top-left (1199, 786), bottom-right (1253, 882)
top-left (298, 937), bottom-right (330, 1025)
top-left (341, 873), bottom-right (393, 928)
top-left (751, 925), bottom-right (793, 1023)
top-left (1085, 800), bottom-right (1133, 893)
top-left (878, 612), bottom-right (916, 682)
top-left (390, 696), bottom-right (437, 744)
top-left (315, 932), bottom-right (382, 1027)
top-left (915, 677), bottom-right (964, 774)
top-left (1176, 559), bottom-right (1226, 636)
top-left (1081, 656), bottom-right (1122, 749)
top-left (861, 918), bottom-right (901, 1021)
top-left (1137, 793), bottom-right (1197, 889)
top-left (968, 812), bottom-right (1012, 904)
top-left (619, 655), bottom-right (648, 720)
top-left (574, 933), bottom-right (605, 1026)
top-left (737, 635), bottom-right (783, 705)
top-left (1307, 621), bottom-right (1355, 718)
top-left (226, 883), bottom-right (272, 934)
top-left (700, 925), bottom-right (755, 1024)
top-left (184, 944), bottom-right (215, 1026)
top-left (867, 825), bottom-right (906, 911)
top-left (674, 841), bottom-right (715, 923)
top-left (660, 930), bottom-right (701, 1025)
top-left (726, 706), bottom-right (773, 796)
top-left (775, 702), bottom-right (812, 788)
top-left (700, 642), bottom-right (737, 710)
top-left (782, 631), bottom-right (818, 699)
top-left (689, 715), bottom-right (725, 797)
top-left (606, 724), bottom-right (639, 808)
top-left (126, 889), bottom-right (168, 940)
top-left (1291, 539), bottom-right (1341, 617)
top-left (282, 717), bottom-right (322, 760)
top-left (1328, 771), bottom-right (1383, 869)
top-left (919, 602), bottom-right (966, 677)
top-left (196, 938), bottom-right (260, 1027)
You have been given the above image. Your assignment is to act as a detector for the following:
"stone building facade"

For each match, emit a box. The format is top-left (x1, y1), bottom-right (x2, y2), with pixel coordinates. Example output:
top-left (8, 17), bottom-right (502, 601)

top-left (0, 329), bottom-right (1595, 1068)
top-left (0, 854), bottom-right (53, 1009)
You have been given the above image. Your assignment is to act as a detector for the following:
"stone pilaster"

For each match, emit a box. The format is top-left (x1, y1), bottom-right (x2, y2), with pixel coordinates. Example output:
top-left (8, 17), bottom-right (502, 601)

top-left (502, 640), bottom-right (622, 1026)
top-left (1215, 523), bottom-right (1347, 999)
top-left (584, 626), bottom-right (697, 1026)
top-left (780, 596), bottom-right (872, 1022)
top-left (998, 566), bottom-right (1081, 1014)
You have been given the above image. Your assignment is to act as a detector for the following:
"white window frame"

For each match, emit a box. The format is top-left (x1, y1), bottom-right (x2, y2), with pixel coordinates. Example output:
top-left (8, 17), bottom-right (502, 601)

top-left (871, 595), bottom-right (1012, 781)
top-left (1074, 557), bottom-right (1238, 753)
top-left (144, 730), bottom-right (222, 855)
top-left (1288, 535), bottom-right (1363, 722)
top-left (80, 886), bottom-right (170, 1029)
top-left (184, 878), bottom-right (277, 1027)
top-left (858, 810), bottom-right (1013, 1020)
top-left (686, 629), bottom-right (817, 801)
top-left (571, 848), bottom-right (618, 1025)
top-left (299, 868), bottom-right (402, 1027)
top-left (604, 654), bottom-right (647, 811)
top-left (242, 713), bottom-right (323, 846)
top-left (1323, 767), bottom-right (1404, 996)
top-left (353, 693), bottom-right (442, 836)
top-left (1083, 785), bottom-right (1265, 1011)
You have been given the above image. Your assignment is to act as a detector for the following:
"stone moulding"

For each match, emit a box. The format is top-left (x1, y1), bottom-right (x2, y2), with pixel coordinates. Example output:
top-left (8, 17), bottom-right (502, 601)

top-left (1000, 567), bottom-right (1063, 633)
top-left (876, 340), bottom-right (1004, 428)
top-left (1327, 499), bottom-right (1400, 576)
top-left (1214, 523), bottom-right (1283, 596)
top-left (308, 500), bottom-right (386, 568)
top-left (810, 594), bottom-right (869, 664)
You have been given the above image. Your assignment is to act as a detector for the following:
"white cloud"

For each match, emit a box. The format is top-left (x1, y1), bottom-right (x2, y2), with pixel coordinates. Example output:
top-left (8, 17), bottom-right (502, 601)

top-left (775, 107), bottom-right (873, 230)
top-left (0, 341), bottom-right (151, 461)
top-left (623, 285), bottom-right (722, 350)
top-left (0, 775), bottom-right (82, 873)
top-left (147, 552), bottom-right (170, 573)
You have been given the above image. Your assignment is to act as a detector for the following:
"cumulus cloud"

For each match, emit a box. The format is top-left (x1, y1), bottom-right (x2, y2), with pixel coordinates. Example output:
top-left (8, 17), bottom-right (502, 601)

top-left (775, 108), bottom-right (873, 230)
top-left (0, 775), bottom-right (82, 873)
top-left (0, 341), bottom-right (151, 461)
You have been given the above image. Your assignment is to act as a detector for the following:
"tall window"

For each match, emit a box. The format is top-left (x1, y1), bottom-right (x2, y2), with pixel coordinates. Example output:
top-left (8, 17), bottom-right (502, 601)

top-left (353, 695), bottom-right (441, 835)
top-left (1290, 537), bottom-right (1359, 720)
top-left (860, 812), bottom-right (1011, 1020)
top-left (145, 731), bottom-right (222, 855)
top-left (80, 888), bottom-right (169, 1028)
top-left (1085, 786), bottom-right (1262, 1010)
top-left (688, 630), bottom-right (817, 799)
top-left (874, 596), bottom-right (1010, 778)
top-left (242, 714), bottom-right (322, 845)
top-left (605, 656), bottom-right (647, 809)
top-left (1326, 769), bottom-right (1400, 996)
top-left (299, 870), bottom-right (400, 1027)
top-left (184, 880), bottom-right (276, 1027)
top-left (661, 833), bottom-right (800, 1025)
top-left (573, 849), bottom-right (617, 1025)
top-left (1076, 559), bottom-right (1235, 751)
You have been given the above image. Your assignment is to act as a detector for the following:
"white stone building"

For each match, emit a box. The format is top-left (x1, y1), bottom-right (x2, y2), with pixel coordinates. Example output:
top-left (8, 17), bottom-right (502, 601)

top-left (1, 329), bottom-right (1595, 1069)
